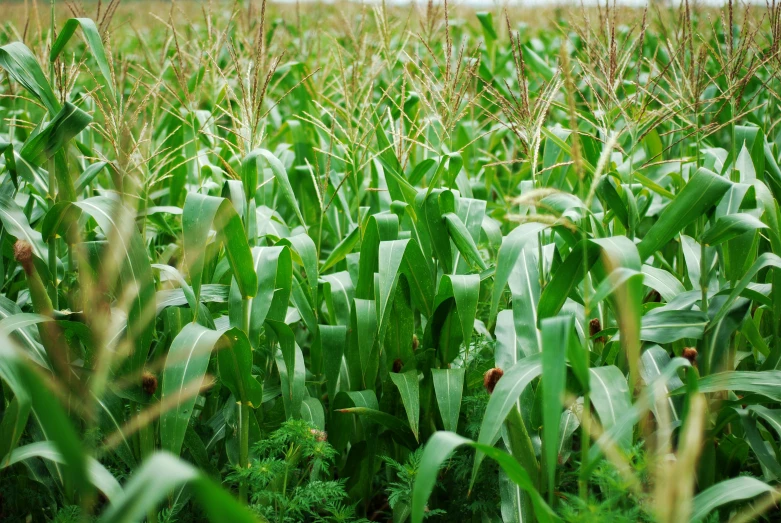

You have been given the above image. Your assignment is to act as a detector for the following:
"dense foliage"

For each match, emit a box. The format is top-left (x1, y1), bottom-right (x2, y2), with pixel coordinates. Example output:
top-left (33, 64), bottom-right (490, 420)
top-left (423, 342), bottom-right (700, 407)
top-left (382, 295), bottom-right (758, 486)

top-left (1, 1), bottom-right (781, 521)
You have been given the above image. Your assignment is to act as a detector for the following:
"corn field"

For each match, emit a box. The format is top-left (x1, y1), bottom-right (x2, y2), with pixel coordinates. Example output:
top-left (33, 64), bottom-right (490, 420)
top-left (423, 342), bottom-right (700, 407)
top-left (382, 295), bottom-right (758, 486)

top-left (1, 0), bottom-right (781, 521)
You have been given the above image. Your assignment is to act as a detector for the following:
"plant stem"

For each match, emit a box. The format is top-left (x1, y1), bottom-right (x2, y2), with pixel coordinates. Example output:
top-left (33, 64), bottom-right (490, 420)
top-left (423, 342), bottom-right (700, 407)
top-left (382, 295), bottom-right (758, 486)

top-left (578, 392), bottom-right (591, 500)
top-left (240, 296), bottom-right (251, 502)
top-left (700, 218), bottom-right (709, 317)
top-left (139, 418), bottom-right (158, 523)
top-left (48, 1), bottom-right (58, 310)
top-left (239, 403), bottom-right (250, 503)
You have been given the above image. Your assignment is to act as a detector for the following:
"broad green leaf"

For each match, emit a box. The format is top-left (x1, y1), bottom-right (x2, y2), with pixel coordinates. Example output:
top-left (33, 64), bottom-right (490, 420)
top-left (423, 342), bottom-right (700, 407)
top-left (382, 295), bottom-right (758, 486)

top-left (216, 328), bottom-right (263, 408)
top-left (389, 370), bottom-right (420, 440)
top-left (641, 265), bottom-right (685, 302)
top-left (700, 213), bottom-right (766, 246)
top-left (588, 366), bottom-right (632, 449)
top-left (321, 226), bottom-right (359, 272)
top-left (183, 193), bottom-right (257, 302)
top-left (541, 315), bottom-right (572, 501)
top-left (411, 431), bottom-right (559, 523)
top-left (249, 149), bottom-right (305, 226)
top-left (473, 354), bottom-right (543, 482)
top-left (336, 407), bottom-right (416, 448)
top-left (2, 441), bottom-right (121, 502)
top-left (538, 236), bottom-right (640, 320)
top-left (689, 477), bottom-right (773, 522)
top-left (20, 102), bottom-right (92, 166)
top-left (76, 196), bottom-right (155, 374)
top-left (673, 371), bottom-right (781, 403)
top-left (0, 339), bottom-right (89, 498)
top-left (0, 193), bottom-right (48, 259)
top-left (640, 347), bottom-right (684, 422)
top-left (639, 310), bottom-right (709, 343)
top-left (0, 396), bottom-right (30, 468)
top-left (737, 410), bottom-right (781, 479)
top-left (444, 212), bottom-right (488, 271)
top-left (320, 324), bottom-right (347, 404)
top-left (637, 167), bottom-right (732, 259)
top-left (436, 274), bottom-right (480, 352)
top-left (264, 320), bottom-right (299, 407)
top-left (709, 253), bottom-right (781, 326)
top-left (282, 233), bottom-right (318, 313)
top-left (495, 310), bottom-right (522, 369)
top-left (377, 240), bottom-right (410, 344)
top-left (0, 42), bottom-right (60, 114)
top-left (301, 397), bottom-right (325, 430)
top-left (431, 368), bottom-right (465, 433)
top-left (248, 246), bottom-right (292, 345)
top-left (161, 323), bottom-right (222, 456)
top-left (98, 452), bottom-right (260, 523)
top-left (274, 330), bottom-right (306, 419)
top-left (356, 214), bottom-right (399, 300)
top-left (51, 18), bottom-right (115, 102)
top-left (491, 223), bottom-right (546, 321)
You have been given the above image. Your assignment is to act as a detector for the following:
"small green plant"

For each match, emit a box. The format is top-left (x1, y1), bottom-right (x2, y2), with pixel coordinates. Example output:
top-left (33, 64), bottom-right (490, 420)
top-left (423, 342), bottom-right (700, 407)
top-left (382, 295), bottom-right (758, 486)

top-left (383, 449), bottom-right (446, 520)
top-left (228, 420), bottom-right (366, 523)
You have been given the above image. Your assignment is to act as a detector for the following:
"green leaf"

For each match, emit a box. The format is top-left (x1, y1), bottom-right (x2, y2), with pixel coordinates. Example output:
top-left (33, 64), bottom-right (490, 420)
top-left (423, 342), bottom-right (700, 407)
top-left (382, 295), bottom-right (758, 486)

top-left (436, 274), bottom-right (480, 352)
top-left (248, 246), bottom-right (292, 345)
top-left (216, 328), bottom-right (263, 408)
top-left (640, 347), bottom-right (684, 422)
top-left (160, 323), bottom-right (222, 456)
top-left (639, 310), bottom-right (709, 343)
top-left (709, 253), bottom-right (781, 327)
top-left (538, 236), bottom-right (640, 320)
top-left (274, 329), bottom-right (306, 419)
top-left (0, 42), bottom-right (60, 114)
top-left (737, 410), bottom-right (781, 479)
top-left (264, 320), bottom-right (299, 409)
top-left (321, 226), bottom-right (359, 272)
top-left (700, 213), bottom-right (766, 246)
top-left (0, 339), bottom-right (90, 498)
top-left (183, 193), bottom-right (257, 302)
top-left (0, 396), bottom-right (30, 468)
top-left (301, 397), bottom-right (325, 430)
top-left (98, 452), bottom-right (261, 523)
top-left (282, 233), bottom-right (318, 312)
top-left (2, 441), bottom-right (121, 502)
top-left (377, 240), bottom-right (410, 344)
top-left (541, 315), bottom-right (572, 501)
top-left (251, 149), bottom-right (305, 226)
top-left (690, 477), bottom-right (774, 522)
top-left (473, 354), bottom-right (543, 482)
top-left (588, 366), bottom-right (632, 449)
top-left (495, 310), bottom-right (521, 369)
top-left (444, 212), bottom-right (488, 271)
top-left (76, 196), bottom-right (155, 375)
top-left (389, 370), bottom-right (420, 441)
top-left (411, 431), bottom-right (559, 523)
top-left (356, 214), bottom-right (399, 300)
top-left (641, 265), bottom-right (685, 302)
top-left (51, 18), bottom-right (115, 102)
top-left (20, 102), bottom-right (92, 166)
top-left (421, 189), bottom-right (454, 274)
top-left (637, 167), bottom-right (732, 259)
top-left (490, 223), bottom-right (546, 322)
top-left (0, 193), bottom-right (48, 260)
top-left (674, 371), bottom-right (781, 403)
top-left (321, 324), bottom-right (347, 403)
top-left (336, 407), bottom-right (416, 448)
top-left (431, 368), bottom-right (464, 433)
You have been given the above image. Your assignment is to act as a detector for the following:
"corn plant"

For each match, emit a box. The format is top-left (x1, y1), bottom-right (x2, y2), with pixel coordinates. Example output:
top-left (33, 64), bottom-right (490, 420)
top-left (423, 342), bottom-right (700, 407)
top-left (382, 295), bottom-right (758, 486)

top-left (1, 1), bottom-right (781, 522)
